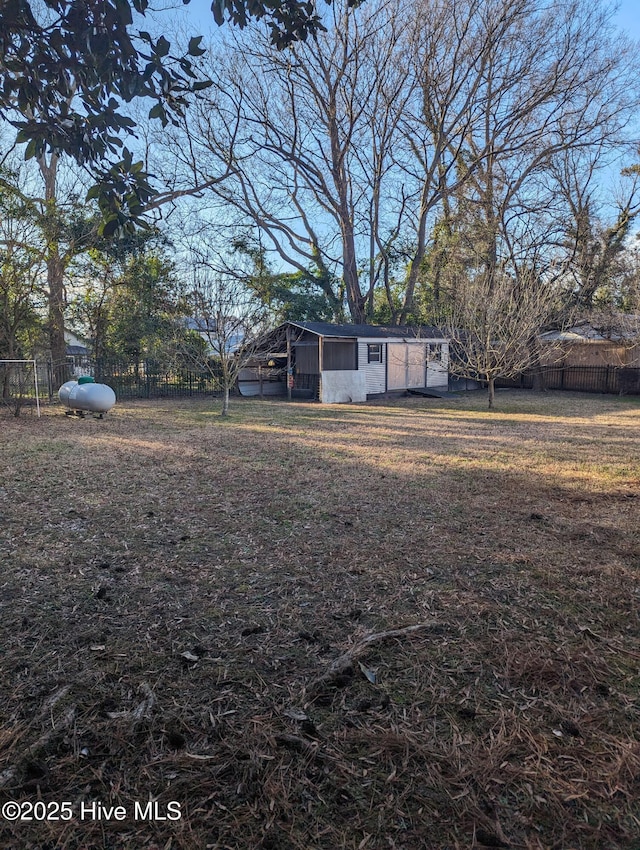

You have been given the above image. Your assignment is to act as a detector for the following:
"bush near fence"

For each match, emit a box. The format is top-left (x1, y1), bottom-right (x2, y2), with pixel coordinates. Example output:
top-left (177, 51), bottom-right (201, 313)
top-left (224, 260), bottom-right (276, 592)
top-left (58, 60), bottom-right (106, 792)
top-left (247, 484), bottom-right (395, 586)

top-left (496, 365), bottom-right (640, 395)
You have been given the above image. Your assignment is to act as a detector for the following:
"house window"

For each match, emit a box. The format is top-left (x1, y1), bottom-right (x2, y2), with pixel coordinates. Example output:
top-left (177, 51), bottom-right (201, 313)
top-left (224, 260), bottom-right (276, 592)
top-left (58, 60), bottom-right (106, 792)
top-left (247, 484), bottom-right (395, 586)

top-left (427, 343), bottom-right (442, 362)
top-left (368, 343), bottom-right (382, 363)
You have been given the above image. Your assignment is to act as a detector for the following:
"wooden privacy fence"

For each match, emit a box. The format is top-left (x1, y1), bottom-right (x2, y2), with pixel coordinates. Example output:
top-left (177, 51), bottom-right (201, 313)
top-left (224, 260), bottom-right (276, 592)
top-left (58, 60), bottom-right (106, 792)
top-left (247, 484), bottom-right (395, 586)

top-left (496, 365), bottom-right (640, 395)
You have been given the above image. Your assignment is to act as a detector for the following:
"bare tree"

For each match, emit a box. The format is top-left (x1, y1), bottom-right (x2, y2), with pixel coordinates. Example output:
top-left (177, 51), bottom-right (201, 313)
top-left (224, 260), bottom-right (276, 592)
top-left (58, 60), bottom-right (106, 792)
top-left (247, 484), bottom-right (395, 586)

top-left (401, 0), bottom-right (640, 321)
top-left (162, 0), bottom-right (415, 323)
top-left (155, 0), bottom-right (638, 328)
top-left (180, 267), bottom-right (269, 415)
top-left (436, 270), bottom-right (563, 408)
top-left (547, 146), bottom-right (640, 309)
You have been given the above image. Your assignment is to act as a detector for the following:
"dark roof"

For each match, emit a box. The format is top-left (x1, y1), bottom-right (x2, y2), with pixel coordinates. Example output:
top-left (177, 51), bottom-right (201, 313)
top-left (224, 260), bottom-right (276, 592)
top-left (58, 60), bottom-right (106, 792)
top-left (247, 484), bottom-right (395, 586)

top-left (288, 321), bottom-right (446, 340)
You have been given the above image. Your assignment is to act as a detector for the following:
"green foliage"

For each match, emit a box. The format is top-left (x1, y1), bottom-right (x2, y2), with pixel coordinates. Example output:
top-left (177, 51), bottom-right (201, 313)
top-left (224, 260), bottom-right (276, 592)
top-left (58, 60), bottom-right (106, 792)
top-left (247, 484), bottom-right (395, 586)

top-left (0, 174), bottom-right (46, 359)
top-left (0, 0), bottom-right (216, 232)
top-left (178, 328), bottom-right (209, 364)
top-left (371, 283), bottom-right (418, 325)
top-left (104, 253), bottom-right (179, 359)
top-left (211, 0), bottom-right (362, 48)
top-left (70, 232), bottom-right (186, 363)
top-left (0, 0), bottom-right (361, 232)
top-left (232, 238), bottom-right (338, 323)
top-left (257, 270), bottom-right (337, 323)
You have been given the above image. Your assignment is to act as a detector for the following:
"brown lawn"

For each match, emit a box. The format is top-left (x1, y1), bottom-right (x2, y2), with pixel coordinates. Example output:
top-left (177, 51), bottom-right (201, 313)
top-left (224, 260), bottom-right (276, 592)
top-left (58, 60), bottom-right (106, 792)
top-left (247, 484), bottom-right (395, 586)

top-left (1, 390), bottom-right (639, 850)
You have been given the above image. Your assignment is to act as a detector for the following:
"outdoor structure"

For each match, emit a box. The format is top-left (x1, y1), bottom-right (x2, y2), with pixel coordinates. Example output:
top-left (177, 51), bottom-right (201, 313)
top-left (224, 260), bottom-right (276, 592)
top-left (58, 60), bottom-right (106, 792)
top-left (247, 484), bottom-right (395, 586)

top-left (493, 319), bottom-right (640, 395)
top-left (239, 322), bottom-right (449, 404)
top-left (539, 321), bottom-right (640, 367)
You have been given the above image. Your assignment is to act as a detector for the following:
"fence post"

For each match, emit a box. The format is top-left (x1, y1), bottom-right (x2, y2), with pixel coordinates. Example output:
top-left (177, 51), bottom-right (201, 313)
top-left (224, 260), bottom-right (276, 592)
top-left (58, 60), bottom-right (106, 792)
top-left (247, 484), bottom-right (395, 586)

top-left (47, 360), bottom-right (55, 400)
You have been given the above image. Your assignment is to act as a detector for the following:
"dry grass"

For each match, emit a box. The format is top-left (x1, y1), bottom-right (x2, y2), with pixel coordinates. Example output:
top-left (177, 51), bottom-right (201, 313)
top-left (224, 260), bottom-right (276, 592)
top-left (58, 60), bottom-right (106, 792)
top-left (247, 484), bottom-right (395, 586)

top-left (1, 390), bottom-right (639, 850)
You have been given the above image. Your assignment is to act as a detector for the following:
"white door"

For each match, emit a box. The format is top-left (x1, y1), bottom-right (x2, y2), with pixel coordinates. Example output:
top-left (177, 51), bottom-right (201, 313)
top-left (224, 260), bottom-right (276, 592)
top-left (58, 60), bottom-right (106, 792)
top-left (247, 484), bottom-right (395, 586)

top-left (426, 342), bottom-right (449, 387)
top-left (387, 343), bottom-right (426, 389)
top-left (387, 344), bottom-right (407, 390)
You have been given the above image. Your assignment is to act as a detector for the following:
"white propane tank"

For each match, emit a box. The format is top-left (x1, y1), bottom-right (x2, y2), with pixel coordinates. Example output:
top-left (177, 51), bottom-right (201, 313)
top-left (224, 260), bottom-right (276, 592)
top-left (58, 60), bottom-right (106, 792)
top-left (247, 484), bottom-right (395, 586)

top-left (58, 376), bottom-right (116, 416)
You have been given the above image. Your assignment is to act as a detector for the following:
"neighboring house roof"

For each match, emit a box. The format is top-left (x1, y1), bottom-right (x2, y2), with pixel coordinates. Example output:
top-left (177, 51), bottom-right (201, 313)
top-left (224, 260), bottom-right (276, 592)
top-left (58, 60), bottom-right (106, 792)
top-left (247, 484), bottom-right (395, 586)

top-left (539, 325), bottom-right (620, 343)
top-left (66, 344), bottom-right (88, 356)
top-left (65, 329), bottom-right (89, 348)
top-left (185, 317), bottom-right (215, 333)
top-left (540, 319), bottom-right (640, 344)
top-left (185, 317), bottom-right (244, 352)
top-left (288, 321), bottom-right (446, 339)
top-left (540, 328), bottom-right (609, 342)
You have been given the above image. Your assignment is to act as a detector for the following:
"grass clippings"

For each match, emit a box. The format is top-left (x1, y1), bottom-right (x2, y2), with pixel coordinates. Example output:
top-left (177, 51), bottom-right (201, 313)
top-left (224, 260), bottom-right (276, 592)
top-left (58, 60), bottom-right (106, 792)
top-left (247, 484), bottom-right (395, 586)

top-left (1, 390), bottom-right (639, 850)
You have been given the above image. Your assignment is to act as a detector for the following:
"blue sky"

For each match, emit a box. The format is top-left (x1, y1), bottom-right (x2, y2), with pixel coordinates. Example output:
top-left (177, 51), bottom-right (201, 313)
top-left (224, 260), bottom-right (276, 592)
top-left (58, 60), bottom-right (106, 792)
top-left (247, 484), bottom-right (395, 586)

top-left (171, 0), bottom-right (639, 246)
top-left (615, 0), bottom-right (640, 40)
top-left (183, 0), bottom-right (640, 41)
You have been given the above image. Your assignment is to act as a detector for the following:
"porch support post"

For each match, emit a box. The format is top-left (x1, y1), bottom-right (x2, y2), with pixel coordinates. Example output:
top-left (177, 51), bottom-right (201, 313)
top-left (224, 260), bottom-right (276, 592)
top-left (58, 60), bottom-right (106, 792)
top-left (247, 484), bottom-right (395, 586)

top-left (286, 325), bottom-right (292, 402)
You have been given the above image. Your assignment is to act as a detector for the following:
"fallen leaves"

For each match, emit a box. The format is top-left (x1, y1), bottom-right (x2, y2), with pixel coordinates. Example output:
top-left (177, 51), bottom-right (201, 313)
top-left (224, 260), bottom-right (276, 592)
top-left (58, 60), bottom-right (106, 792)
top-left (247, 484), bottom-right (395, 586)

top-left (1, 394), bottom-right (639, 850)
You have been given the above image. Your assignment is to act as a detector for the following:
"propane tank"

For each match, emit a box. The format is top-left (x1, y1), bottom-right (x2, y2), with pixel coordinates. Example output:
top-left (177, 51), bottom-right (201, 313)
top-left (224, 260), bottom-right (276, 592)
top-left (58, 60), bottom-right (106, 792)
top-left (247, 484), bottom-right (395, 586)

top-left (58, 376), bottom-right (116, 416)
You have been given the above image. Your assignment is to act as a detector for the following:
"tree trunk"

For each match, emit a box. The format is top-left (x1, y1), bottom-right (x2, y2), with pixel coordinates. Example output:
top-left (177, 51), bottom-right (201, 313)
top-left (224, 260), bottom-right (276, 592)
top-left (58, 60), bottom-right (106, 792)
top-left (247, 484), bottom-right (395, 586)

top-left (399, 186), bottom-right (430, 325)
top-left (528, 337), bottom-right (547, 391)
top-left (47, 250), bottom-right (69, 387)
top-left (488, 376), bottom-right (495, 409)
top-left (221, 385), bottom-right (230, 416)
top-left (342, 226), bottom-right (366, 323)
top-left (38, 151), bottom-right (70, 388)
top-left (2, 339), bottom-right (15, 399)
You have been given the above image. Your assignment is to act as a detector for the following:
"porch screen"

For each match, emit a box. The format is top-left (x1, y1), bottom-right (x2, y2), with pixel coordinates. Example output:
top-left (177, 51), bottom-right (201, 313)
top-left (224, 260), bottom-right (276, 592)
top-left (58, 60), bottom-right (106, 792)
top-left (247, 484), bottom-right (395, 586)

top-left (323, 340), bottom-right (357, 371)
top-left (294, 343), bottom-right (319, 374)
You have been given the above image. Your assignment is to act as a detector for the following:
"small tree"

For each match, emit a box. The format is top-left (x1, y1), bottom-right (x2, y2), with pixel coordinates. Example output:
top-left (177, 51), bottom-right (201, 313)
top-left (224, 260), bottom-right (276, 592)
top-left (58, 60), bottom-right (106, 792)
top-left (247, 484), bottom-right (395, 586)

top-left (436, 271), bottom-right (562, 408)
top-left (181, 271), bottom-right (269, 416)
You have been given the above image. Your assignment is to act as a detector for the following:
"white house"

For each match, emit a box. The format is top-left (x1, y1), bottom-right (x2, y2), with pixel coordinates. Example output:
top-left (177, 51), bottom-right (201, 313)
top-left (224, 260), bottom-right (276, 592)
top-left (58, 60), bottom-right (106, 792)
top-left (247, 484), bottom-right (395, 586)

top-left (240, 321), bottom-right (450, 404)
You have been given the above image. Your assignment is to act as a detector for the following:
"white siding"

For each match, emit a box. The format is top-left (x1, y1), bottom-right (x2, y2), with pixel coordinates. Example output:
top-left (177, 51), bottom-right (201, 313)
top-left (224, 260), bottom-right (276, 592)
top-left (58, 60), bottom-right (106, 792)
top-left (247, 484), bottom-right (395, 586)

top-left (358, 341), bottom-right (386, 394)
top-left (426, 341), bottom-right (449, 388)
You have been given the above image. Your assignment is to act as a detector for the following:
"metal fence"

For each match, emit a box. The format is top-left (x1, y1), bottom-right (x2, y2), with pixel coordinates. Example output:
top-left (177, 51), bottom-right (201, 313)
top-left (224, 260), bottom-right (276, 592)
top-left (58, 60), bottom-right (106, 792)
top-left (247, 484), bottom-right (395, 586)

top-left (0, 360), bottom-right (42, 415)
top-left (94, 360), bottom-right (220, 400)
top-left (14, 359), bottom-right (640, 406)
top-left (39, 358), bottom-right (222, 401)
top-left (496, 365), bottom-right (640, 395)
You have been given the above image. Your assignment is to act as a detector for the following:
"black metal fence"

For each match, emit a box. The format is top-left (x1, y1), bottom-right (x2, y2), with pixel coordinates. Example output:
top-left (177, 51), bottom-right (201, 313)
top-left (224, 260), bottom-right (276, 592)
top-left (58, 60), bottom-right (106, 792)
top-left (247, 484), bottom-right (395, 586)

top-left (17, 358), bottom-right (640, 406)
top-left (41, 358), bottom-right (221, 401)
top-left (496, 365), bottom-right (640, 395)
top-left (94, 360), bottom-right (220, 400)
